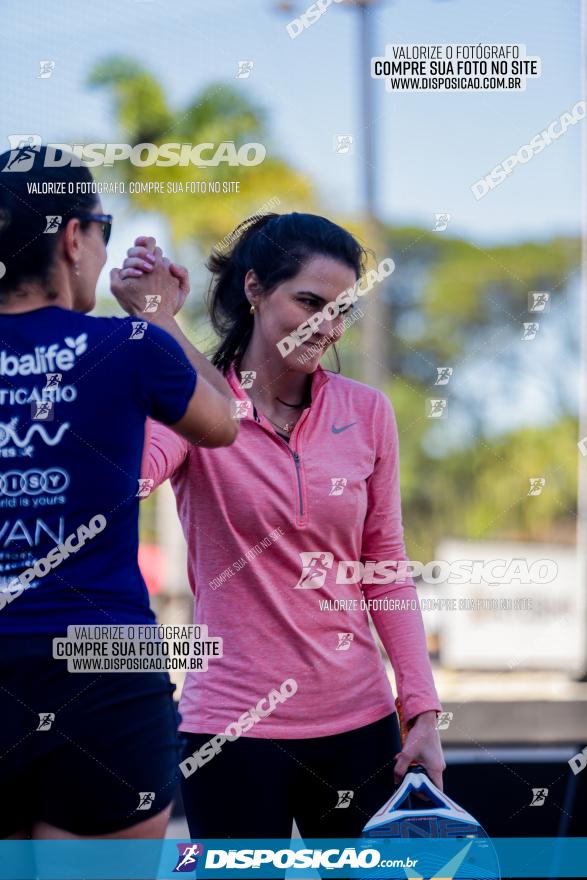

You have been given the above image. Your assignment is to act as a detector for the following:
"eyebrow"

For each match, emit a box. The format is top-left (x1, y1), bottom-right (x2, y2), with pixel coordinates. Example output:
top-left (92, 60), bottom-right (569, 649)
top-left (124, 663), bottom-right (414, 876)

top-left (294, 289), bottom-right (355, 311)
top-left (294, 290), bottom-right (327, 304)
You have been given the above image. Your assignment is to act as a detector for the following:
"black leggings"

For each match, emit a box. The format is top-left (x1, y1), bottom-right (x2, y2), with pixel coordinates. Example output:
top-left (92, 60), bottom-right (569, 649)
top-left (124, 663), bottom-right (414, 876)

top-left (179, 712), bottom-right (401, 839)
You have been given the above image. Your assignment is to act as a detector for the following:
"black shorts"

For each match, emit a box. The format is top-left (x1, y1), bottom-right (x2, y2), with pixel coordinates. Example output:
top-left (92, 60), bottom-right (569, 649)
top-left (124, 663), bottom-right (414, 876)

top-left (0, 634), bottom-right (183, 836)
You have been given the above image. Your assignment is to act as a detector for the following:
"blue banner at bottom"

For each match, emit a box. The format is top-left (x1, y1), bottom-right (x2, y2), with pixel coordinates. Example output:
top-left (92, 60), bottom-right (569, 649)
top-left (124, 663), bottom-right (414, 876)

top-left (0, 837), bottom-right (585, 879)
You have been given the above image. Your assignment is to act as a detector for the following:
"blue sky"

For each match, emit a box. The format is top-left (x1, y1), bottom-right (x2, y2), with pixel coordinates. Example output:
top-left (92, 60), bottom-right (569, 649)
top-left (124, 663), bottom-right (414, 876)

top-left (1, 0), bottom-right (583, 248)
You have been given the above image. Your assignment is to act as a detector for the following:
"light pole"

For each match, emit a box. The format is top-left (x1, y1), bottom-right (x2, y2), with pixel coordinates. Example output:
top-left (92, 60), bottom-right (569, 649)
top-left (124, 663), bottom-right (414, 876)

top-left (275, 0), bottom-right (453, 388)
top-left (354, 0), bottom-right (386, 388)
top-left (576, 0), bottom-right (587, 679)
top-left (276, 0), bottom-right (387, 386)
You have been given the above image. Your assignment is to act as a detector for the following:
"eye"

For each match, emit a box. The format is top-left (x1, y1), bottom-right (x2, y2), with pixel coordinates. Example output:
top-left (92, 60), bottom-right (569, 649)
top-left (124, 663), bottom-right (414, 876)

top-left (298, 297), bottom-right (319, 311)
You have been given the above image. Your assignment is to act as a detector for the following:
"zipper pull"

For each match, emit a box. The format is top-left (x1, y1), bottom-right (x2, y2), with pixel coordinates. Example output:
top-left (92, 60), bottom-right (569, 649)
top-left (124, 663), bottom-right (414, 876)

top-left (252, 404), bottom-right (261, 423)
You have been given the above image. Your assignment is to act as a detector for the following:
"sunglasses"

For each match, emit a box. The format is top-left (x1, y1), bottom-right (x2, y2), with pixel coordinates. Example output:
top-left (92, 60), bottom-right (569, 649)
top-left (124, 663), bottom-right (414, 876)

top-left (77, 213), bottom-right (113, 245)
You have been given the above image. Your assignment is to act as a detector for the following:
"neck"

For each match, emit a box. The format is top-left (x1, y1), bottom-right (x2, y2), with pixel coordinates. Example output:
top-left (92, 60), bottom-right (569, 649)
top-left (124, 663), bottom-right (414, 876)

top-left (238, 344), bottom-right (312, 408)
top-left (0, 277), bottom-right (73, 314)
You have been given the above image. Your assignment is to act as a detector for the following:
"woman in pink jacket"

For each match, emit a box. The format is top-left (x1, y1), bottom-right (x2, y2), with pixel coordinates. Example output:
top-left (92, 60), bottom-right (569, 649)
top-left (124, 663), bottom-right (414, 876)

top-left (116, 212), bottom-right (445, 840)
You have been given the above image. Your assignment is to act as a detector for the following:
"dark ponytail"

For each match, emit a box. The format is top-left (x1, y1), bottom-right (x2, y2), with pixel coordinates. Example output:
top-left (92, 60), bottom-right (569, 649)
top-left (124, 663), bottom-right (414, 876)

top-left (206, 212), bottom-right (368, 374)
top-left (0, 146), bottom-right (98, 302)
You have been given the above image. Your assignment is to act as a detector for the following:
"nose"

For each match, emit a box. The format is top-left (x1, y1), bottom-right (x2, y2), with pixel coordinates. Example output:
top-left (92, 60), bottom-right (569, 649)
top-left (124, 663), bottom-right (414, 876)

top-left (317, 311), bottom-right (344, 340)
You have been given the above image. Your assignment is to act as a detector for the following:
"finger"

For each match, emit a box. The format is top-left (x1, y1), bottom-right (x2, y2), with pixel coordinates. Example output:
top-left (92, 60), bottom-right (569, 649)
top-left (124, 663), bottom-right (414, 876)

top-left (126, 246), bottom-right (157, 264)
top-left (111, 267), bottom-right (140, 291)
top-left (127, 246), bottom-right (161, 265)
top-left (393, 752), bottom-right (411, 784)
top-left (169, 264), bottom-right (190, 299)
top-left (161, 257), bottom-right (179, 284)
top-left (123, 256), bottom-right (154, 272)
top-left (169, 262), bottom-right (187, 278)
top-left (428, 769), bottom-right (444, 791)
top-left (119, 267), bottom-right (143, 279)
top-left (169, 262), bottom-right (190, 292)
top-left (134, 235), bottom-right (157, 253)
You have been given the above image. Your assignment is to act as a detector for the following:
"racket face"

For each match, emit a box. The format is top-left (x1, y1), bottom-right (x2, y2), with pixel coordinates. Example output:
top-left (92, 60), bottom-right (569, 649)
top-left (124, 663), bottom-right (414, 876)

top-left (361, 814), bottom-right (489, 839)
top-left (360, 819), bottom-right (500, 879)
top-left (360, 770), bottom-right (501, 878)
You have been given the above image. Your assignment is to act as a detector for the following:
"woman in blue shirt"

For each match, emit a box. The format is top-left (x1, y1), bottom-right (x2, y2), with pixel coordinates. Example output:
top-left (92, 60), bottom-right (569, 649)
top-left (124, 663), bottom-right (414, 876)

top-left (0, 146), bottom-right (237, 842)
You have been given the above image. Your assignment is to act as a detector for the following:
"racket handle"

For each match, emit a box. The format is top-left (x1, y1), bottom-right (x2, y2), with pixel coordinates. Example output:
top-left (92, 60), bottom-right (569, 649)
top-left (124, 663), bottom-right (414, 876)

top-left (395, 696), bottom-right (409, 742)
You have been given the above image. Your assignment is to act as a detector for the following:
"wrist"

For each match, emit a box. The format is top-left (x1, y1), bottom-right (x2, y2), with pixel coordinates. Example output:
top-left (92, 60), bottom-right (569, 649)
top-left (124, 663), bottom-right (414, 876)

top-left (139, 310), bottom-right (177, 328)
top-left (409, 710), bottom-right (438, 729)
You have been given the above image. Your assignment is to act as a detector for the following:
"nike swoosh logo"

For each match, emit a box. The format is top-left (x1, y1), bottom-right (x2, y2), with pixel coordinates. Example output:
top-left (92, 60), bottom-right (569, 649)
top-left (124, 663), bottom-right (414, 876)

top-left (331, 422), bottom-right (357, 434)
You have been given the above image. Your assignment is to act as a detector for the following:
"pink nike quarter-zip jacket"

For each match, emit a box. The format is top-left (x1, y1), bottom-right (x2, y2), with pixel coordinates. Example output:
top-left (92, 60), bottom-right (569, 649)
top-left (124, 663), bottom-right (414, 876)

top-left (141, 361), bottom-right (442, 738)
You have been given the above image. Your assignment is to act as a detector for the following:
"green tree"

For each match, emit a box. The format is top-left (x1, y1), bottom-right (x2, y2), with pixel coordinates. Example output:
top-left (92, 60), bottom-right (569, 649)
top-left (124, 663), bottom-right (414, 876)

top-left (88, 57), bottom-right (314, 248)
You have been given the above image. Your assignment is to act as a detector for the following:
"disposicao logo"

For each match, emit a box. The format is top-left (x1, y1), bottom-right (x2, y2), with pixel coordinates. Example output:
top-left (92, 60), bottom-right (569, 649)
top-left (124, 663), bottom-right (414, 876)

top-left (2, 135), bottom-right (266, 170)
top-left (173, 843), bottom-right (204, 873)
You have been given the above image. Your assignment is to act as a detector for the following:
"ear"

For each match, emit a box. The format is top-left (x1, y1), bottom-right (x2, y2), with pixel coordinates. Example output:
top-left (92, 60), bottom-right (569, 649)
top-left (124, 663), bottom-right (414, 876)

top-left (60, 217), bottom-right (83, 267)
top-left (244, 268), bottom-right (263, 305)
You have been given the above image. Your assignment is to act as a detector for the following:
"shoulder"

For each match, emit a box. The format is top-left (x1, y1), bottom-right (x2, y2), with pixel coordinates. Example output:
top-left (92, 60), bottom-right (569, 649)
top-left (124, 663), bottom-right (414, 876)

top-left (62, 312), bottom-right (136, 342)
top-left (59, 315), bottom-right (178, 377)
top-left (323, 371), bottom-right (399, 453)
top-left (323, 370), bottom-right (394, 416)
top-left (42, 313), bottom-right (135, 360)
top-left (76, 315), bottom-right (185, 359)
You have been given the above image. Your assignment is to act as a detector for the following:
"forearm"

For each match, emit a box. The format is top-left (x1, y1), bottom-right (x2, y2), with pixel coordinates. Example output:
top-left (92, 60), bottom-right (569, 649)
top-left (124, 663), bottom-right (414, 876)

top-left (369, 584), bottom-right (442, 724)
top-left (141, 417), bottom-right (188, 488)
top-left (410, 710), bottom-right (438, 726)
top-left (145, 313), bottom-right (234, 401)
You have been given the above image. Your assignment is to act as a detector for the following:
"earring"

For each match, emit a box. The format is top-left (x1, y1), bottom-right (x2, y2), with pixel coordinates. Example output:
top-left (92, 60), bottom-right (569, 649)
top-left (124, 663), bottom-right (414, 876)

top-left (74, 263), bottom-right (80, 276)
top-left (250, 304), bottom-right (255, 314)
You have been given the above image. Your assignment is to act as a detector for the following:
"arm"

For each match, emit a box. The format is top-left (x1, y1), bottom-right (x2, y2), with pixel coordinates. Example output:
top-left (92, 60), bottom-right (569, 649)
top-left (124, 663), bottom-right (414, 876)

top-left (146, 310), bottom-right (233, 401)
top-left (116, 236), bottom-right (232, 402)
top-left (141, 417), bottom-right (190, 492)
top-left (144, 309), bottom-right (239, 447)
top-left (361, 392), bottom-right (441, 718)
top-left (111, 246), bottom-right (238, 447)
top-left (369, 586), bottom-right (442, 724)
top-left (361, 392), bottom-right (445, 787)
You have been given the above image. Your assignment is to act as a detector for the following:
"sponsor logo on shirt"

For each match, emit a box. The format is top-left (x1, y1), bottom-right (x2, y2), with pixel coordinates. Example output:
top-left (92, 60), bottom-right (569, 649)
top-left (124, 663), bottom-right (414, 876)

top-left (331, 422), bottom-right (356, 434)
top-left (0, 334), bottom-right (87, 377)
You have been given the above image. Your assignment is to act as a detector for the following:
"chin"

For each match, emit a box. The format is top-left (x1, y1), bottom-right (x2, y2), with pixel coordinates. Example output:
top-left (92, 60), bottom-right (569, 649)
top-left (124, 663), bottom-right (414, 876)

top-left (77, 293), bottom-right (96, 314)
top-left (287, 343), bottom-right (327, 373)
